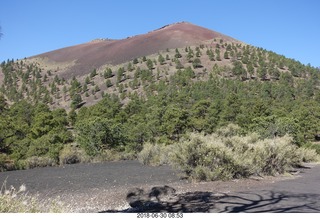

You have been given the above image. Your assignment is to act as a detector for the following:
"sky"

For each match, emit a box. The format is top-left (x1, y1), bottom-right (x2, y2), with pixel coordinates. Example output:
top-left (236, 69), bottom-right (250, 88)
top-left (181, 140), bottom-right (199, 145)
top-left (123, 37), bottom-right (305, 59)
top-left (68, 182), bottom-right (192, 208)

top-left (0, 0), bottom-right (319, 67)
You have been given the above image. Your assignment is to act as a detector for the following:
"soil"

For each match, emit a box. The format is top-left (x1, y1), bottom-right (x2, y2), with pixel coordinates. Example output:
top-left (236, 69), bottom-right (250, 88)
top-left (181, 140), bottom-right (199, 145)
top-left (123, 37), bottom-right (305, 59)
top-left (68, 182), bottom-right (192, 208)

top-left (0, 160), bottom-right (319, 213)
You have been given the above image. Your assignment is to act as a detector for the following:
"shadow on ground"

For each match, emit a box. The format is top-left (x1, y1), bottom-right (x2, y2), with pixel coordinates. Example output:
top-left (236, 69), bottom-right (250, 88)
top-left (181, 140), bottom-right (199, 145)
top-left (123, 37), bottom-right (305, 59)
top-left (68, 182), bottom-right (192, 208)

top-left (100, 189), bottom-right (320, 213)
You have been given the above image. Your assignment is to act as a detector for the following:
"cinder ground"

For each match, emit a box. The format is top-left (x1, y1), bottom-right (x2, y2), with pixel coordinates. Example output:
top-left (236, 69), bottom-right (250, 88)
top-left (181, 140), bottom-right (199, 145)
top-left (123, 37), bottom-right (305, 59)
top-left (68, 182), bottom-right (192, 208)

top-left (0, 161), bottom-right (319, 213)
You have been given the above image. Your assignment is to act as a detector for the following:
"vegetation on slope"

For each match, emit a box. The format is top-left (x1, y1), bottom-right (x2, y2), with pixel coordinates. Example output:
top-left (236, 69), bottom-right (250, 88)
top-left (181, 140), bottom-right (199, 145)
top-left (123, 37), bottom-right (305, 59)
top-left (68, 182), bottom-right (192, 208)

top-left (1, 37), bottom-right (320, 179)
top-left (2, 40), bottom-right (319, 111)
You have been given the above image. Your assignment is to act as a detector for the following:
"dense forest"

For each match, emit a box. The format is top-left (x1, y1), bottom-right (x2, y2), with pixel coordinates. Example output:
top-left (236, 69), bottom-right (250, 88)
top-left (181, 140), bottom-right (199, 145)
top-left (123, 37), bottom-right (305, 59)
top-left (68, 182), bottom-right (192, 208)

top-left (1, 40), bottom-right (320, 178)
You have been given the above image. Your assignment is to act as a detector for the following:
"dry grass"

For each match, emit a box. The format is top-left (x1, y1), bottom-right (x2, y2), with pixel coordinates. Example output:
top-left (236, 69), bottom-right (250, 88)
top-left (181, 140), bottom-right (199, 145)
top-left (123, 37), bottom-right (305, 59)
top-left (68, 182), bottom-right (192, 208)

top-left (0, 179), bottom-right (63, 213)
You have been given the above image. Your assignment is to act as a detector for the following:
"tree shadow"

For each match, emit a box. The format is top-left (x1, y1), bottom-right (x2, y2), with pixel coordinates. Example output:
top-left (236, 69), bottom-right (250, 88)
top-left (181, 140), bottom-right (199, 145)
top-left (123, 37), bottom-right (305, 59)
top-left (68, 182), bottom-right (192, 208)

top-left (100, 188), bottom-right (320, 213)
top-left (216, 191), bottom-right (320, 213)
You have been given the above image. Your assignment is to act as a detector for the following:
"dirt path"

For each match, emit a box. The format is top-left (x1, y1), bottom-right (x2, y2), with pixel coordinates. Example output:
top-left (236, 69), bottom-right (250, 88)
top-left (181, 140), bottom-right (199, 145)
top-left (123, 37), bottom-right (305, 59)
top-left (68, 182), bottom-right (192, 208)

top-left (0, 161), bottom-right (319, 212)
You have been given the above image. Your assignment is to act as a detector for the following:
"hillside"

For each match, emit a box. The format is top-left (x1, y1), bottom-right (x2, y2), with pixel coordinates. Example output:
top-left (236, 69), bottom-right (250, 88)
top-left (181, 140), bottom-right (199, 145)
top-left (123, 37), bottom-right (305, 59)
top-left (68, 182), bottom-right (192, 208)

top-left (1, 22), bottom-right (319, 110)
top-left (1, 22), bottom-right (320, 172)
top-left (29, 22), bottom-right (237, 79)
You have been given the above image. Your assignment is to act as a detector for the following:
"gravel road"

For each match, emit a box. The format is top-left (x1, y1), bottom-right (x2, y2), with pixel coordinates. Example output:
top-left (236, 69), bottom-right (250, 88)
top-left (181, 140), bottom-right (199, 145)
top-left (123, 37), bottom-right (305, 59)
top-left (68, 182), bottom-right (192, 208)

top-left (0, 160), bottom-right (319, 213)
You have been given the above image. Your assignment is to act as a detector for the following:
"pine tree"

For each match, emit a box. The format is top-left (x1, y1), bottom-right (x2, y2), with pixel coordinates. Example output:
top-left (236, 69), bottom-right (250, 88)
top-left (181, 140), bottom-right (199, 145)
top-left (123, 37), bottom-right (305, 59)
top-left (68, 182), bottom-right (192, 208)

top-left (133, 58), bottom-right (139, 64)
top-left (187, 49), bottom-right (194, 62)
top-left (192, 58), bottom-right (202, 69)
top-left (117, 67), bottom-right (125, 83)
top-left (90, 68), bottom-right (97, 78)
top-left (175, 48), bottom-right (182, 58)
top-left (175, 59), bottom-right (184, 69)
top-left (83, 83), bottom-right (88, 92)
top-left (232, 61), bottom-right (247, 77)
top-left (206, 49), bottom-right (215, 61)
top-left (71, 94), bottom-right (82, 109)
top-left (68, 109), bottom-right (77, 126)
top-left (257, 66), bottom-right (268, 80)
top-left (215, 49), bottom-right (221, 61)
top-left (127, 62), bottom-right (134, 72)
top-left (195, 47), bottom-right (201, 57)
top-left (106, 79), bottom-right (112, 88)
top-left (94, 85), bottom-right (100, 92)
top-left (85, 76), bottom-right (90, 84)
top-left (146, 59), bottom-right (154, 70)
top-left (142, 56), bottom-right (147, 62)
top-left (224, 51), bottom-right (229, 59)
top-left (104, 68), bottom-right (113, 78)
top-left (158, 54), bottom-right (165, 65)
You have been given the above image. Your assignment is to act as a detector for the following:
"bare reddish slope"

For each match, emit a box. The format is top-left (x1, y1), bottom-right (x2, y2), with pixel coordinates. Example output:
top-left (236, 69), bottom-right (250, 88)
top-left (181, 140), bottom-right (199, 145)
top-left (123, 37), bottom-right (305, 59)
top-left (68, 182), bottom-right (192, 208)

top-left (33, 22), bottom-right (237, 79)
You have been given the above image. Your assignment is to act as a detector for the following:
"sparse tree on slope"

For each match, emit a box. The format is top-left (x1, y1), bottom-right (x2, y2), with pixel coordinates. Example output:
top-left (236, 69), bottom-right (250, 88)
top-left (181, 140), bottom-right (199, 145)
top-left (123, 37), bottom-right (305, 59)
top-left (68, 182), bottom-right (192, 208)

top-left (146, 59), bottom-right (154, 70)
top-left (175, 48), bottom-right (182, 58)
top-left (192, 58), bottom-right (202, 69)
top-left (158, 54), bottom-right (165, 65)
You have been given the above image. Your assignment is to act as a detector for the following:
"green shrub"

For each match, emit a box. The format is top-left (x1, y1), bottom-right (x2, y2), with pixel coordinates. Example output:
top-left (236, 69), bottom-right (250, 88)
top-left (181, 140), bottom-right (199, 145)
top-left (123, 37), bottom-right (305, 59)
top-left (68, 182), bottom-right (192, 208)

top-left (139, 130), bottom-right (319, 181)
top-left (303, 142), bottom-right (320, 154)
top-left (296, 147), bottom-right (319, 162)
top-left (169, 133), bottom-right (251, 181)
top-left (137, 142), bottom-right (171, 166)
top-left (251, 136), bottom-right (302, 175)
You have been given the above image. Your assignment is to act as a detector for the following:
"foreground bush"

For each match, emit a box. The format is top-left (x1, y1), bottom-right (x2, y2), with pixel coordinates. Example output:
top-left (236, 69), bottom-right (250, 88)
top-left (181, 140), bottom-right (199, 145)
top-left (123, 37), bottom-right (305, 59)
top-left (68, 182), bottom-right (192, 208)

top-left (138, 126), bottom-right (319, 181)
